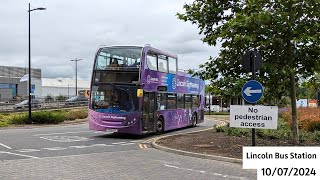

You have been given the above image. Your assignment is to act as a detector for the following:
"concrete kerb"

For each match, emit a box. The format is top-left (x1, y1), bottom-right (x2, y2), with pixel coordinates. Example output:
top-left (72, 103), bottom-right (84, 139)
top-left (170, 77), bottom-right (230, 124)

top-left (151, 119), bottom-right (243, 164)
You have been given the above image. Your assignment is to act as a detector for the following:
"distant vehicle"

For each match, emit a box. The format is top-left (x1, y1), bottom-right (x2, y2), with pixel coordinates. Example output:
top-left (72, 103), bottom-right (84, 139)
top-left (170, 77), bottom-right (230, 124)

top-left (13, 99), bottom-right (41, 109)
top-left (78, 90), bottom-right (90, 98)
top-left (205, 105), bottom-right (221, 112)
top-left (65, 96), bottom-right (88, 105)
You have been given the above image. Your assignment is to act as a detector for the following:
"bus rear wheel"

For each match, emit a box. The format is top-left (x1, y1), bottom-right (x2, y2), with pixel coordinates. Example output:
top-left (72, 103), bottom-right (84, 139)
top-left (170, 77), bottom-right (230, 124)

top-left (192, 113), bottom-right (197, 127)
top-left (156, 117), bottom-right (164, 134)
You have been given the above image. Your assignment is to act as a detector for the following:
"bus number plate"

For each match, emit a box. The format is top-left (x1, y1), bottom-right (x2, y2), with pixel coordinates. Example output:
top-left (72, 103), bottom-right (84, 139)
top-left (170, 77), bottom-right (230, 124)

top-left (106, 129), bottom-right (118, 133)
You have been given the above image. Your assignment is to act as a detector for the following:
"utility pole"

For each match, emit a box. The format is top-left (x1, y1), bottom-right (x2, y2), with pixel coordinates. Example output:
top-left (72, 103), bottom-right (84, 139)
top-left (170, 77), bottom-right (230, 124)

top-left (70, 59), bottom-right (82, 96)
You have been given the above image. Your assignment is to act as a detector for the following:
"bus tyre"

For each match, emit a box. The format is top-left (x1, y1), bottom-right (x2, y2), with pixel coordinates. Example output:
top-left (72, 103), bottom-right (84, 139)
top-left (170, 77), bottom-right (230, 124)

top-left (192, 113), bottom-right (197, 127)
top-left (156, 117), bottom-right (164, 134)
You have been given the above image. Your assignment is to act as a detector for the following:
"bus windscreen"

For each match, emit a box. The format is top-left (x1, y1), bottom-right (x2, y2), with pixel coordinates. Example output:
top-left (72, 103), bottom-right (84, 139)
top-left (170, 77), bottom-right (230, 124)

top-left (90, 84), bottom-right (138, 114)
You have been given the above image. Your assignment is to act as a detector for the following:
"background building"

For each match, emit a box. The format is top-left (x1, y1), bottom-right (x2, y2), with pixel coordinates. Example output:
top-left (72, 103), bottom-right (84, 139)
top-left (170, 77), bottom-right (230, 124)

top-left (0, 65), bottom-right (41, 101)
top-left (42, 78), bottom-right (90, 98)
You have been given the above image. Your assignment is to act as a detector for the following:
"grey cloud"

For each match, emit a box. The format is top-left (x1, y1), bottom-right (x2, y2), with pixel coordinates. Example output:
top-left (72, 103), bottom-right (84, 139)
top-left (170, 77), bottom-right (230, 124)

top-left (0, 0), bottom-right (219, 80)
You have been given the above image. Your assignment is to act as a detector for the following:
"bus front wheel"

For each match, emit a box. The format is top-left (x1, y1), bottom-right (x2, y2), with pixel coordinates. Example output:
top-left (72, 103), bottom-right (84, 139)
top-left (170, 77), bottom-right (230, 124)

top-left (156, 117), bottom-right (164, 134)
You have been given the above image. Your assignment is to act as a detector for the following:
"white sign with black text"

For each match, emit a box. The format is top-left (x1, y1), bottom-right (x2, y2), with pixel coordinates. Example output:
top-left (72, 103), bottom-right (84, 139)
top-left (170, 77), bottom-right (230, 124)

top-left (230, 105), bottom-right (278, 129)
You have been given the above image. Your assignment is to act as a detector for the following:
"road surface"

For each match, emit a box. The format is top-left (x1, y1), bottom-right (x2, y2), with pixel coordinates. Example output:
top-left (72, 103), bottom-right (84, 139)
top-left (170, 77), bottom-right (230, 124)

top-left (0, 117), bottom-right (256, 180)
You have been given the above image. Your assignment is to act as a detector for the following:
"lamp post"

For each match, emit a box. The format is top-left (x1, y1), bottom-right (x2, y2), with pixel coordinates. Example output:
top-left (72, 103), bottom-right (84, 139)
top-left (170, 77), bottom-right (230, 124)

top-left (28, 3), bottom-right (46, 123)
top-left (70, 59), bottom-right (82, 96)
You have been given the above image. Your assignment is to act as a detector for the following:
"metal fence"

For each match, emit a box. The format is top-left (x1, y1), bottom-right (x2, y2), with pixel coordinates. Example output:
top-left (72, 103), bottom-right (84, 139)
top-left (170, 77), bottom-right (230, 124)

top-left (0, 98), bottom-right (88, 113)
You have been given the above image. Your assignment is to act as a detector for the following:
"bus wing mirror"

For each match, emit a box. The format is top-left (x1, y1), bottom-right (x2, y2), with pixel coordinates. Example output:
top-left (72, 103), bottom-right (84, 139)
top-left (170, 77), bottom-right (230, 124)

top-left (137, 89), bottom-right (143, 97)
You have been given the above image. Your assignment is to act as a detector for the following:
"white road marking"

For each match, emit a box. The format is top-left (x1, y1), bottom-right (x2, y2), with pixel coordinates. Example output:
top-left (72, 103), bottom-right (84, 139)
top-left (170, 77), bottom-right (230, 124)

top-left (94, 131), bottom-right (112, 134)
top-left (89, 144), bottom-right (114, 147)
top-left (39, 136), bottom-right (92, 142)
top-left (164, 164), bottom-right (248, 180)
top-left (13, 143), bottom-right (125, 154)
top-left (17, 149), bottom-right (140, 160)
top-left (43, 147), bottom-right (67, 151)
top-left (0, 151), bottom-right (39, 158)
top-left (0, 143), bottom-right (12, 150)
top-left (69, 145), bottom-right (90, 149)
top-left (119, 143), bottom-right (135, 146)
top-left (130, 140), bottom-right (144, 143)
top-left (33, 131), bottom-right (92, 136)
top-left (111, 142), bottom-right (127, 145)
top-left (16, 149), bottom-right (41, 153)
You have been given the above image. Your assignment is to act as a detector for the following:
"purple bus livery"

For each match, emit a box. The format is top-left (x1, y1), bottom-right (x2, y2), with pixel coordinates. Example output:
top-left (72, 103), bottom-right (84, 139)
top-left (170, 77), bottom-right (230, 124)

top-left (89, 45), bottom-right (205, 135)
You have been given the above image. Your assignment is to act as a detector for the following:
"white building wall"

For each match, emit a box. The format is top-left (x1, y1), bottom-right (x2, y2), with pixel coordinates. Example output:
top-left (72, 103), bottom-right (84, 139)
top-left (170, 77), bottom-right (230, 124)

top-left (32, 78), bottom-right (42, 98)
top-left (41, 78), bottom-right (90, 98)
top-left (42, 87), bottom-right (88, 98)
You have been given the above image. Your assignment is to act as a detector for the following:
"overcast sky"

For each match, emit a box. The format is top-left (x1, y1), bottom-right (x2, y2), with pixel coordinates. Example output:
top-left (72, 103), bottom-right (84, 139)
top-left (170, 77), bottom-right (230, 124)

top-left (0, 0), bottom-right (219, 81)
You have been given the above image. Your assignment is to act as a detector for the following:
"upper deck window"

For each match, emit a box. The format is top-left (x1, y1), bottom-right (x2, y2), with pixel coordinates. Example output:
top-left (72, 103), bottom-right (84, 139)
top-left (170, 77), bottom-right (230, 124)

top-left (158, 55), bottom-right (168, 73)
top-left (168, 57), bottom-right (177, 74)
top-left (146, 54), bottom-right (157, 71)
top-left (95, 47), bottom-right (142, 70)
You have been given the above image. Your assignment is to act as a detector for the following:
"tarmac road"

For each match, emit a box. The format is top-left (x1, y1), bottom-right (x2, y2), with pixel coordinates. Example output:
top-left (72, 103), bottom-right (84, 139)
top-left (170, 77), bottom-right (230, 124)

top-left (0, 117), bottom-right (256, 180)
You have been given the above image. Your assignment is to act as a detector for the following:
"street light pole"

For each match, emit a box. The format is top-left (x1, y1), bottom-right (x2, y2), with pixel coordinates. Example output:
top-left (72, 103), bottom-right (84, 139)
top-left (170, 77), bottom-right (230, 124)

top-left (28, 3), bottom-right (31, 124)
top-left (28, 3), bottom-right (46, 123)
top-left (70, 59), bottom-right (82, 96)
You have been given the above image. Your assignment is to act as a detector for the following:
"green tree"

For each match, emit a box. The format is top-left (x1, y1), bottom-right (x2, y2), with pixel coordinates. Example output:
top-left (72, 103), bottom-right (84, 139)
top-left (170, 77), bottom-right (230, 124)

top-left (178, 0), bottom-right (320, 144)
top-left (298, 73), bottom-right (320, 100)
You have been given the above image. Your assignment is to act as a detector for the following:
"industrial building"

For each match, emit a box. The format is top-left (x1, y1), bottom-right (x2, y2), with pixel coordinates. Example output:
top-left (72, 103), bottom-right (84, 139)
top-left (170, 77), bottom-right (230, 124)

top-left (0, 65), bottom-right (42, 101)
top-left (0, 65), bottom-right (90, 102)
top-left (42, 78), bottom-right (90, 98)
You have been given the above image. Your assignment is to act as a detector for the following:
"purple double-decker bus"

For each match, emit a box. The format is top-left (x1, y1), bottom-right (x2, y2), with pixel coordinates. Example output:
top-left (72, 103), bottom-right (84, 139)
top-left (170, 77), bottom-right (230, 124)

top-left (89, 45), bottom-right (205, 135)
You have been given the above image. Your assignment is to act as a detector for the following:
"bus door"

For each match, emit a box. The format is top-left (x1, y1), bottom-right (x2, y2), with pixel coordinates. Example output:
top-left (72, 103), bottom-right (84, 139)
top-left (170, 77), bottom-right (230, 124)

top-left (142, 92), bottom-right (156, 132)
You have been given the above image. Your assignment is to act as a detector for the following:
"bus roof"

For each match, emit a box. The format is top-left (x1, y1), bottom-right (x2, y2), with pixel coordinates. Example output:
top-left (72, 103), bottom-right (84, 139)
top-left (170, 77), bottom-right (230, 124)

top-left (98, 45), bottom-right (178, 59)
top-left (98, 45), bottom-right (197, 77)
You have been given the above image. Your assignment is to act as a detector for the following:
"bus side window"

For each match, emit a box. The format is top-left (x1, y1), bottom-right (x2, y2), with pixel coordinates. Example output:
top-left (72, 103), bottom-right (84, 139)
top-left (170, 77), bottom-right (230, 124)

top-left (158, 55), bottom-right (168, 73)
top-left (157, 93), bottom-right (167, 110)
top-left (192, 95), bottom-right (199, 108)
top-left (167, 94), bottom-right (177, 109)
top-left (185, 94), bottom-right (192, 109)
top-left (168, 57), bottom-right (177, 74)
top-left (177, 94), bottom-right (184, 108)
top-left (146, 54), bottom-right (157, 71)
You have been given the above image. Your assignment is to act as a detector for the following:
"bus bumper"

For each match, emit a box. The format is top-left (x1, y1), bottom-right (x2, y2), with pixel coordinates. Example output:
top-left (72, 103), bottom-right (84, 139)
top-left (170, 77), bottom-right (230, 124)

top-left (88, 109), bottom-right (142, 135)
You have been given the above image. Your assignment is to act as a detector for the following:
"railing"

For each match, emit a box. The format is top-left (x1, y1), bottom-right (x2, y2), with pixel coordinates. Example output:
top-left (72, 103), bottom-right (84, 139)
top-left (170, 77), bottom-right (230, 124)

top-left (0, 99), bottom-right (88, 113)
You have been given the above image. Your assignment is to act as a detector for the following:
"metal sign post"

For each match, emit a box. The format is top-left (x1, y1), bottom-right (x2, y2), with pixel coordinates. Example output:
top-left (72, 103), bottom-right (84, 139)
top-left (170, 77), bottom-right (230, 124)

top-left (250, 52), bottom-right (256, 146)
top-left (242, 50), bottom-right (262, 146)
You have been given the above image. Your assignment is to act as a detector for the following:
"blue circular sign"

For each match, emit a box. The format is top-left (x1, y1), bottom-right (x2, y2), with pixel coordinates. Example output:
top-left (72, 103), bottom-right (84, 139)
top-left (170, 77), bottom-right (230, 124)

top-left (242, 80), bottom-right (264, 103)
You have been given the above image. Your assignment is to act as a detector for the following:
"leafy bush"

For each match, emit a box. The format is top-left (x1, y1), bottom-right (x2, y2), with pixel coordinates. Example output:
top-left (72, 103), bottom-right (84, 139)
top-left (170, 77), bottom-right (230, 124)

top-left (205, 112), bottom-right (230, 115)
top-left (0, 114), bottom-right (6, 121)
top-left (256, 120), bottom-right (291, 140)
top-left (8, 114), bottom-right (30, 124)
top-left (217, 118), bottom-right (291, 140)
top-left (0, 121), bottom-right (9, 127)
top-left (306, 121), bottom-right (320, 132)
top-left (31, 111), bottom-right (65, 124)
top-left (216, 125), bottom-right (250, 137)
top-left (281, 108), bottom-right (320, 132)
top-left (65, 109), bottom-right (88, 121)
top-left (1, 108), bottom-right (88, 125)
top-left (299, 131), bottom-right (320, 143)
top-left (216, 117), bottom-right (320, 143)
